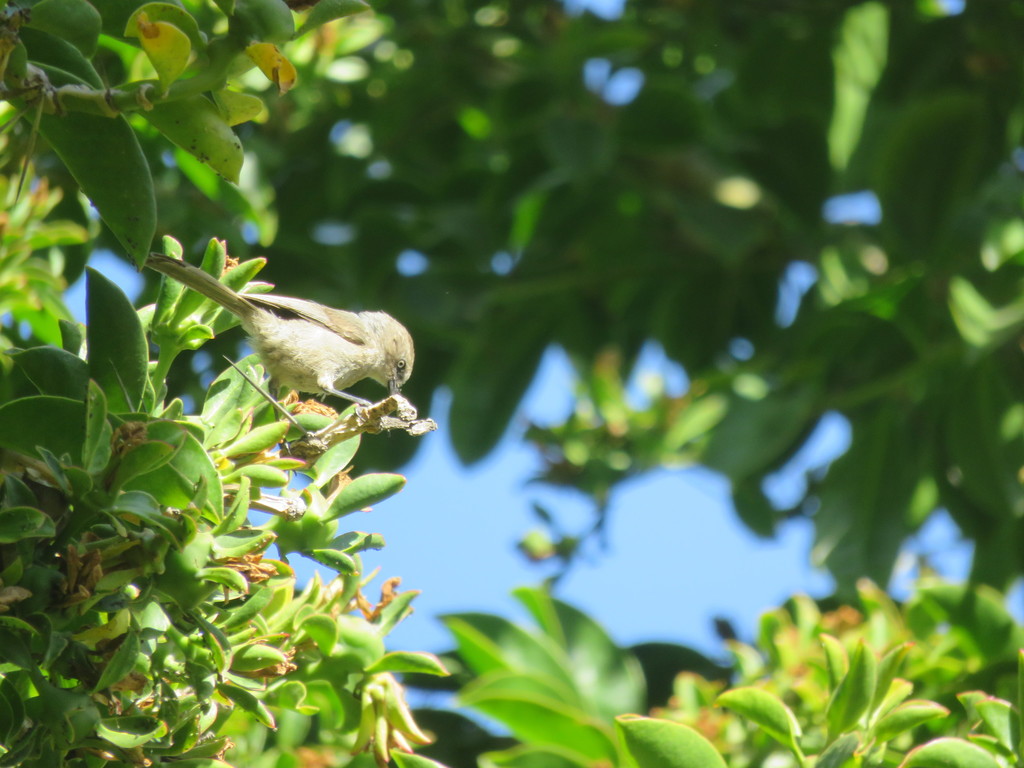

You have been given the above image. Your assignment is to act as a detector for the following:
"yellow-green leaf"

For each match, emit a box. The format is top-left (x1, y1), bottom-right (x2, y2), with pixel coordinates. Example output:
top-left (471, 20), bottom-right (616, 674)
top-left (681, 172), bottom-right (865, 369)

top-left (246, 42), bottom-right (297, 94)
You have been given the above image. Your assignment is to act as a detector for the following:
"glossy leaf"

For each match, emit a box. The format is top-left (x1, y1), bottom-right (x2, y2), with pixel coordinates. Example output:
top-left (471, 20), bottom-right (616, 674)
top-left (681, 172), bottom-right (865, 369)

top-left (615, 715), bottom-right (728, 768)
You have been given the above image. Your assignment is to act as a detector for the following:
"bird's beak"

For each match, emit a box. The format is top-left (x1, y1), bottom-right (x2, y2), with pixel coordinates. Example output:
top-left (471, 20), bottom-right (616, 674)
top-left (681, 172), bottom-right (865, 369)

top-left (389, 378), bottom-right (401, 395)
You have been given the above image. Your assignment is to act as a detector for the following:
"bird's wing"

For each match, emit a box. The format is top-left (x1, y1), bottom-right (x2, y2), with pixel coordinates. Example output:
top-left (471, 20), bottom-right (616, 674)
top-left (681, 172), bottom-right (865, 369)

top-left (249, 294), bottom-right (369, 346)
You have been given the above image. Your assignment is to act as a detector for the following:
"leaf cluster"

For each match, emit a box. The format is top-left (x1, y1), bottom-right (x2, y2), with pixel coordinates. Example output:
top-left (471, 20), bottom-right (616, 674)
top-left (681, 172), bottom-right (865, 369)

top-left (420, 580), bottom-right (1024, 768)
top-left (0, 234), bottom-right (444, 767)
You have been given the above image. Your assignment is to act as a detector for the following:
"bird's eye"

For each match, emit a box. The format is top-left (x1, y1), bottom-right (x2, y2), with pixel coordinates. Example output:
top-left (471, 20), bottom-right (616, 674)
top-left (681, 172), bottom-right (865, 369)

top-left (396, 359), bottom-right (406, 371)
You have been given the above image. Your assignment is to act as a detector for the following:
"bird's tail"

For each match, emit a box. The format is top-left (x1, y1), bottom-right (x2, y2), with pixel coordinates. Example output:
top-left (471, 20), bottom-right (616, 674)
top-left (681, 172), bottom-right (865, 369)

top-left (146, 253), bottom-right (254, 317)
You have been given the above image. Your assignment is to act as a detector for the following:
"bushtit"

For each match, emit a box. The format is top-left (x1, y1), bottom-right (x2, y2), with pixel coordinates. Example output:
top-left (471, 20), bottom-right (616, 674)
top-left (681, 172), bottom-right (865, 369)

top-left (146, 252), bottom-right (414, 404)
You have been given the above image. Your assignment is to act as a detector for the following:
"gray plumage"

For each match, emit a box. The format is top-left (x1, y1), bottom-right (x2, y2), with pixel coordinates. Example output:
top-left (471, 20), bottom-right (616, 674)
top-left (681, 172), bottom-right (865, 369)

top-left (146, 253), bottom-right (414, 401)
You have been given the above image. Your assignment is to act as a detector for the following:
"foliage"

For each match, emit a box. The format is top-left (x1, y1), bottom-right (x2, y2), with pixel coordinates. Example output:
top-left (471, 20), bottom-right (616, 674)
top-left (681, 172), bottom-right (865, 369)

top-left (7, 0), bottom-right (1019, 590)
top-left (0, 233), bottom-right (444, 766)
top-left (0, 0), bottom-right (369, 264)
top-left (420, 580), bottom-right (1024, 768)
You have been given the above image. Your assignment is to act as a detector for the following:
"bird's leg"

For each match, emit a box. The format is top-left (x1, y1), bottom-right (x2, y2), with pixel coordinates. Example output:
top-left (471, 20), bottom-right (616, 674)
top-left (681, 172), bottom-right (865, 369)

top-left (323, 387), bottom-right (372, 408)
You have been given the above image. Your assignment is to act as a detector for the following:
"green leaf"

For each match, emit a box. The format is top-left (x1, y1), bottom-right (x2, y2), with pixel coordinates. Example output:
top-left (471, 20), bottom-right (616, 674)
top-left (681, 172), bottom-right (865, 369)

top-left (478, 745), bottom-right (589, 768)
top-left (7, 346), bottom-right (88, 399)
top-left (827, 640), bottom-right (877, 735)
top-left (94, 631), bottom-right (142, 692)
top-left (441, 613), bottom-right (576, 694)
top-left (309, 548), bottom-right (357, 573)
top-left (449, 308), bottom-right (549, 463)
top-left (460, 679), bottom-right (616, 763)
top-left (902, 737), bottom-right (1003, 768)
top-left (82, 381), bottom-right (112, 475)
top-left (391, 753), bottom-right (452, 768)
top-left (0, 396), bottom-right (85, 462)
top-left (514, 586), bottom-right (646, 718)
top-left (124, 2), bottom-right (206, 49)
top-left (829, 2), bottom-right (888, 171)
top-left (873, 700), bottom-right (950, 743)
top-left (963, 695), bottom-right (1016, 752)
top-left (325, 473), bottom-right (406, 520)
top-left (874, 91), bottom-right (991, 258)
top-left (295, 0), bottom-right (369, 36)
top-left (86, 269), bottom-right (149, 413)
top-left (221, 463), bottom-right (289, 486)
top-left (25, 0), bottom-right (102, 55)
top-left (817, 733), bottom-right (860, 768)
top-left (295, 614), bottom-right (338, 654)
top-left (220, 421), bottom-right (289, 457)
top-left (231, 643), bottom-right (290, 672)
top-left (196, 566), bottom-right (248, 592)
top-left (212, 529), bottom-right (275, 559)
top-left (702, 383), bottom-right (818, 483)
top-left (367, 651), bottom-right (449, 676)
top-left (813, 405), bottom-right (921, 588)
top-left (37, 115), bottom-right (155, 263)
top-left (0, 506), bottom-right (57, 543)
top-left (716, 687), bottom-right (802, 756)
top-left (123, 422), bottom-right (222, 513)
top-left (96, 715), bottom-right (167, 748)
top-left (141, 95), bottom-right (244, 183)
top-left (311, 435), bottom-right (360, 487)
top-left (112, 441), bottom-right (178, 488)
top-left (217, 683), bottom-right (275, 728)
top-left (615, 715), bottom-right (728, 768)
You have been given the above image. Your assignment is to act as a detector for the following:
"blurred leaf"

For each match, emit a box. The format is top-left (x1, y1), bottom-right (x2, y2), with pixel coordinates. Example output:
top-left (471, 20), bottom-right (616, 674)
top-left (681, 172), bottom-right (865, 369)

top-left (717, 687), bottom-right (802, 755)
top-left (615, 715), bottom-right (727, 768)
top-left (830, 2), bottom-right (888, 171)
top-left (295, 0), bottom-right (370, 37)
top-left (826, 641), bottom-right (877, 735)
top-left (874, 91), bottom-right (991, 257)
top-left (703, 384), bottom-right (818, 484)
top-left (813, 405), bottom-right (921, 589)
top-left (874, 700), bottom-right (950, 743)
top-left (514, 587), bottom-right (646, 718)
top-left (460, 677), bottom-right (616, 763)
top-left (901, 737), bottom-right (1002, 768)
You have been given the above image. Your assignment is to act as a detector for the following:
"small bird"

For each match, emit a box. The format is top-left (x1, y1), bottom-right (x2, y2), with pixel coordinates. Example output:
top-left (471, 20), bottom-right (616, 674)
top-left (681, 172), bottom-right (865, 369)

top-left (146, 252), bottom-right (414, 404)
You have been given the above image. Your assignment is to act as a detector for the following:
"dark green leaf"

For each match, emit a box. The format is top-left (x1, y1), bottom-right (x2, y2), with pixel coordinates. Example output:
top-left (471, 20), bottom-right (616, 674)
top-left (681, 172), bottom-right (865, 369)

top-left (86, 269), bottom-right (149, 413)
top-left (8, 346), bottom-right (87, 399)
top-left (38, 117), bottom-right (155, 263)
top-left (0, 396), bottom-right (85, 462)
